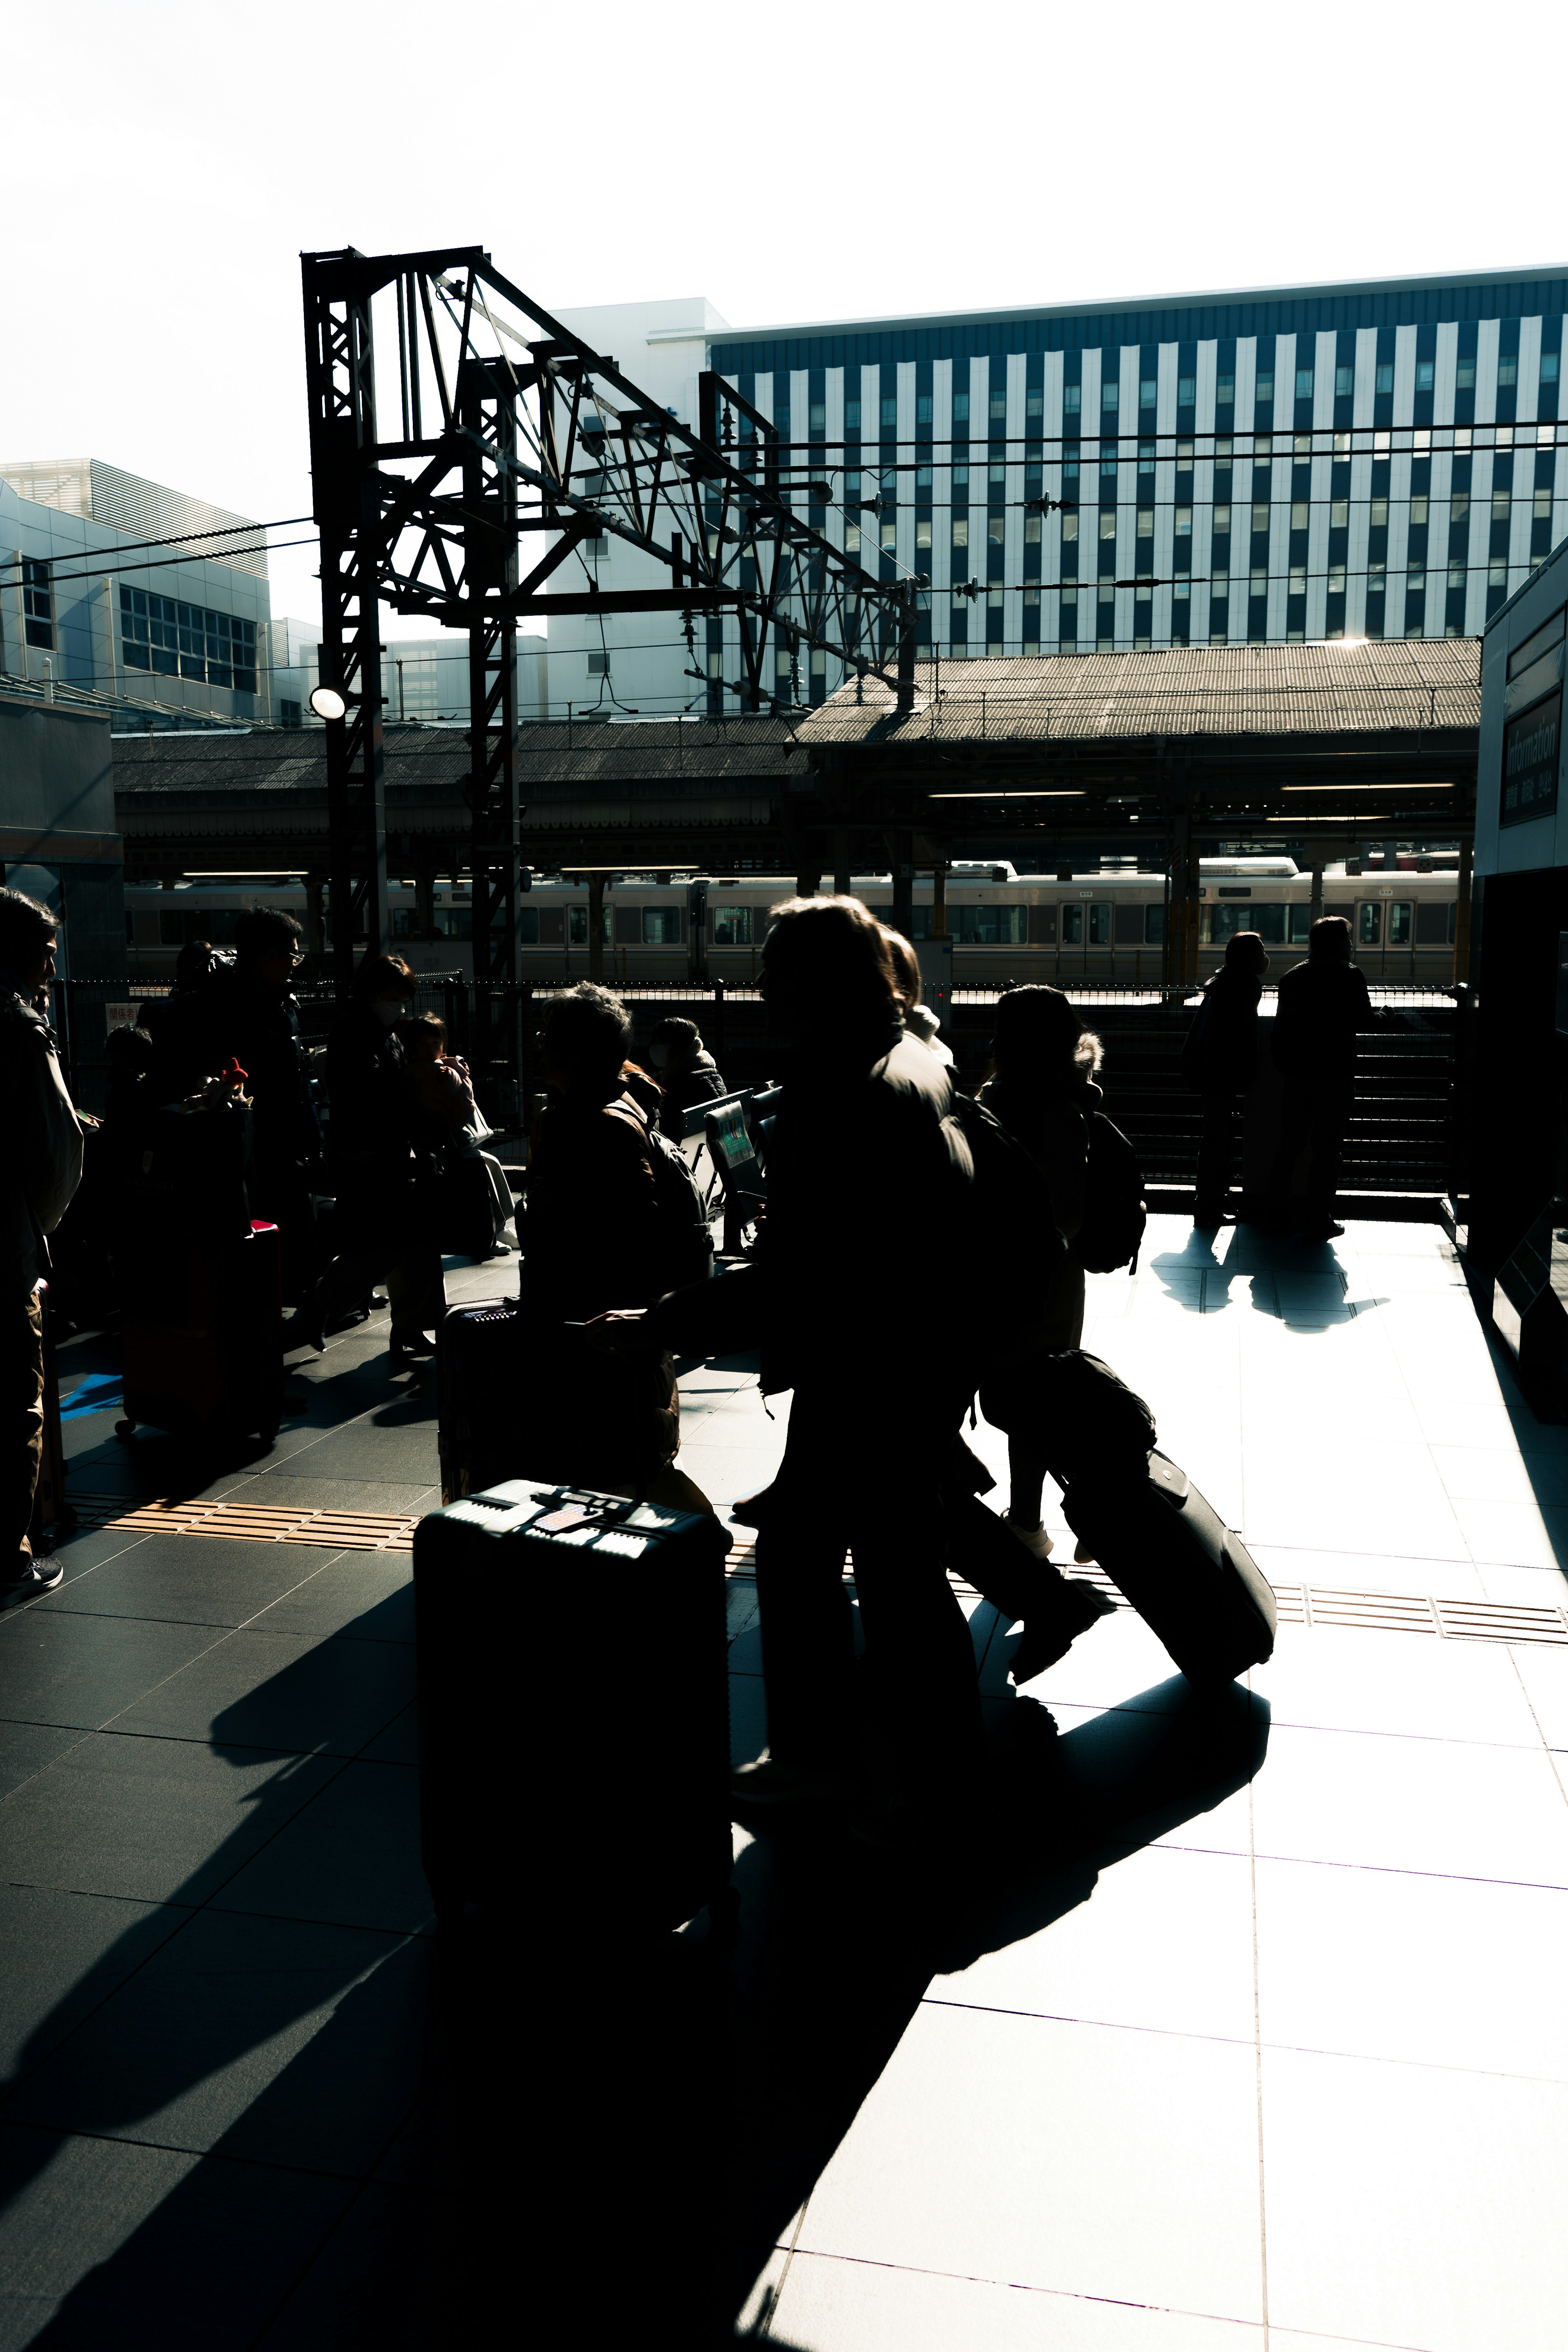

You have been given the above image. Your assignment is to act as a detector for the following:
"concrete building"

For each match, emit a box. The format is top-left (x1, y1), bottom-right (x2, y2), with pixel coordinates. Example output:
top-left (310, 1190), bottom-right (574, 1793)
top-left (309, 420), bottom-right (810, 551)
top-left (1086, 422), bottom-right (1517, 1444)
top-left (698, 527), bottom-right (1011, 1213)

top-left (0, 460), bottom-right (273, 728)
top-left (542, 267), bottom-right (1568, 716)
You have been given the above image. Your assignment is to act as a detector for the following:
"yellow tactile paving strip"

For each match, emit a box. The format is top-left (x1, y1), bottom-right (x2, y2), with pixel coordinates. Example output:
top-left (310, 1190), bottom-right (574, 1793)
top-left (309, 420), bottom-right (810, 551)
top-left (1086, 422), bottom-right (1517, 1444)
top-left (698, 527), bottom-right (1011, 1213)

top-left (59, 1503), bottom-right (1568, 1643)
top-left (65, 1496), bottom-right (417, 1552)
top-left (723, 1537), bottom-right (1568, 1647)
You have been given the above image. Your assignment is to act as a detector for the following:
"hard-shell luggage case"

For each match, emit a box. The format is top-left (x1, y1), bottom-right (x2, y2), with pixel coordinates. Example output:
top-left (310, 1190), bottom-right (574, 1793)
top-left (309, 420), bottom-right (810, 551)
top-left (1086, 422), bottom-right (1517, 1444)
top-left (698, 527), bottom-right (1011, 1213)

top-left (436, 1296), bottom-right (679, 1506)
top-left (116, 1220), bottom-right (284, 1446)
top-left (1064, 1450), bottom-right (1276, 1686)
top-left (413, 1481), bottom-right (733, 1930)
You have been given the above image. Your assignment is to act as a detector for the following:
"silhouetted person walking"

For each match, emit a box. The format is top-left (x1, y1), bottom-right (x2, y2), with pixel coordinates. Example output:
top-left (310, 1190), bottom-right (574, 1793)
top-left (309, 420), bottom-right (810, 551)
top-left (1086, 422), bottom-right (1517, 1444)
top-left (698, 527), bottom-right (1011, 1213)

top-left (1265, 915), bottom-right (1376, 1242)
top-left (619, 899), bottom-right (984, 1841)
top-left (1183, 930), bottom-right (1269, 1229)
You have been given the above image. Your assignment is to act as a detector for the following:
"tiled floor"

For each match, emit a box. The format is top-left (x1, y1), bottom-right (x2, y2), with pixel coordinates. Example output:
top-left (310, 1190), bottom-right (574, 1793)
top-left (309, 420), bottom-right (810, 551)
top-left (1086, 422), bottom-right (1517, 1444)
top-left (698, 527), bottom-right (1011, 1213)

top-left (718, 1218), bottom-right (1568, 2352)
top-left (5, 1217), bottom-right (1568, 2348)
top-left (0, 1258), bottom-right (510, 2349)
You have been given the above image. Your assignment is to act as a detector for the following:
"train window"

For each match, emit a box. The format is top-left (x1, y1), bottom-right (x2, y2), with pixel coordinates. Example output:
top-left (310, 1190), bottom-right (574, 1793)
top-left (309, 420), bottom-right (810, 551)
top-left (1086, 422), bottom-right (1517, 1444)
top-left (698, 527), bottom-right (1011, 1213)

top-left (392, 909), bottom-right (420, 940)
top-left (1114, 904), bottom-right (1143, 944)
top-left (642, 907), bottom-right (682, 944)
top-left (951, 904), bottom-right (1029, 944)
top-left (711, 905), bottom-right (754, 946)
top-left (1087, 903), bottom-right (1113, 944)
top-left (1203, 901), bottom-right (1289, 946)
top-left (159, 909), bottom-right (185, 947)
top-left (1415, 901), bottom-right (1452, 947)
top-left (1358, 902), bottom-right (1381, 947)
top-left (1289, 906), bottom-right (1314, 943)
top-left (568, 906), bottom-right (611, 946)
top-left (1387, 901), bottom-right (1413, 947)
top-left (1144, 904), bottom-right (1165, 945)
top-left (517, 908), bottom-right (539, 945)
top-left (1061, 905), bottom-right (1082, 944)
top-left (434, 908), bottom-right (473, 939)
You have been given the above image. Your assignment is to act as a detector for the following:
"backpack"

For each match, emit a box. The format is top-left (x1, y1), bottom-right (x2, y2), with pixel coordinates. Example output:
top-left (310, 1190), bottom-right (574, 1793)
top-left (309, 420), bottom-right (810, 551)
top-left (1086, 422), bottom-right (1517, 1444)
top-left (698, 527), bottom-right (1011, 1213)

top-left (604, 1098), bottom-right (715, 1294)
top-left (947, 1092), bottom-right (1068, 1359)
top-left (1073, 1109), bottom-right (1147, 1274)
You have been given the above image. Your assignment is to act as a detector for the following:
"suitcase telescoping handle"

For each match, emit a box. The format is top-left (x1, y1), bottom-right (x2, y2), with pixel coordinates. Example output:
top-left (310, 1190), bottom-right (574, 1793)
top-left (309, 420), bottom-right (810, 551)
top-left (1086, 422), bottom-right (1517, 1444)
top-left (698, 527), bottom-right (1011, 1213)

top-left (561, 1320), bottom-right (657, 1512)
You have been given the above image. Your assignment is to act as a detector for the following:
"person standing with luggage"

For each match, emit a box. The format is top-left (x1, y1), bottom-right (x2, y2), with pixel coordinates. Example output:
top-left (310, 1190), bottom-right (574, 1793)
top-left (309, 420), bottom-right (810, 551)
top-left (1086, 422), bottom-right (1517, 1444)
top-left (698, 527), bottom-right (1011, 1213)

top-left (973, 987), bottom-right (1102, 1556)
top-left (1183, 930), bottom-right (1269, 1230)
top-left (285, 956), bottom-right (444, 1367)
top-left (647, 1017), bottom-right (727, 1142)
top-left (1, 890), bottom-right (83, 1603)
top-left (522, 984), bottom-right (710, 1321)
top-left (144, 909), bottom-right (322, 1300)
top-left (1265, 915), bottom-right (1377, 1242)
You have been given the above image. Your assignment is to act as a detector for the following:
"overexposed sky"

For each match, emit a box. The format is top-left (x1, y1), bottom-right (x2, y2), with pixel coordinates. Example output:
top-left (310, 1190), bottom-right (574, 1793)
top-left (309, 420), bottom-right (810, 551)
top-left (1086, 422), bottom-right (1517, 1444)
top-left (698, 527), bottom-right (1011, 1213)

top-left (5, 0), bottom-right (1564, 632)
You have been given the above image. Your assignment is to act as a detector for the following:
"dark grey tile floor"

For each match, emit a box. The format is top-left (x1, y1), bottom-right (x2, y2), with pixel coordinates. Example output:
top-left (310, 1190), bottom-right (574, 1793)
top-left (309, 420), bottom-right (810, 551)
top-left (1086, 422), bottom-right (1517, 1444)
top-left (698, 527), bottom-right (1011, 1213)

top-left (12, 1227), bottom-right (1568, 2348)
top-left (0, 1267), bottom-right (473, 2349)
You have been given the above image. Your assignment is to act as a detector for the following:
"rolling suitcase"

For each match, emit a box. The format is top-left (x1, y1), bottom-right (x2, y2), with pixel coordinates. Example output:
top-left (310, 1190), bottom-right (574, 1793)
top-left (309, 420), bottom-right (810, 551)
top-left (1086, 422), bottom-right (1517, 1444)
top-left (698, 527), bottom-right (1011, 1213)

top-left (413, 1481), bottom-right (733, 1931)
top-left (116, 1220), bottom-right (284, 1446)
top-left (436, 1297), bottom-right (679, 1505)
top-left (1064, 1450), bottom-right (1276, 1686)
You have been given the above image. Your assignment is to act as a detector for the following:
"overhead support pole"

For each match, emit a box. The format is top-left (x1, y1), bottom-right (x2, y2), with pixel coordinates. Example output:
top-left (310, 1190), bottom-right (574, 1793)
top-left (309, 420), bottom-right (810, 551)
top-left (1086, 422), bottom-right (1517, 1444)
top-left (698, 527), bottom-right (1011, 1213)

top-left (303, 248), bottom-right (388, 990)
top-left (460, 351), bottom-right (522, 1108)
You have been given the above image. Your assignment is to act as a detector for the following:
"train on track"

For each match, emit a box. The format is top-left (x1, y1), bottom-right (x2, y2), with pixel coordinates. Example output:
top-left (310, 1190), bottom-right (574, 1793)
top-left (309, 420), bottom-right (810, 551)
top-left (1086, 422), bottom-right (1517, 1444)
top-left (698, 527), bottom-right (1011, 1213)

top-left (125, 855), bottom-right (1464, 990)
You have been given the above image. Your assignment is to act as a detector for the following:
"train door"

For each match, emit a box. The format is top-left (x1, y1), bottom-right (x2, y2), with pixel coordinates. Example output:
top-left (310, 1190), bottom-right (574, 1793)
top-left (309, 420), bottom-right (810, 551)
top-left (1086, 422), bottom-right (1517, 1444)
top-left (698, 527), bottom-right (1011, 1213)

top-left (1385, 896), bottom-right (1414, 978)
top-left (1356, 898), bottom-right (1383, 977)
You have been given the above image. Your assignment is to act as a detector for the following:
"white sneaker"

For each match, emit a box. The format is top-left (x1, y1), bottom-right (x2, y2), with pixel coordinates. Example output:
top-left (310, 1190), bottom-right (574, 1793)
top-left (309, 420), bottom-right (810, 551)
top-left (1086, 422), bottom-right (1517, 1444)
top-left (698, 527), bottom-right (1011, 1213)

top-left (1003, 1515), bottom-right (1055, 1559)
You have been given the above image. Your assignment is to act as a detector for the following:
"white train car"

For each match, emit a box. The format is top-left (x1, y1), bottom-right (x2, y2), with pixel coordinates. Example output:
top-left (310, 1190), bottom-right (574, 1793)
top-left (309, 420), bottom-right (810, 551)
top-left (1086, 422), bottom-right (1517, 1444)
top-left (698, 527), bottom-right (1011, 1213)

top-left (124, 855), bottom-right (1463, 990)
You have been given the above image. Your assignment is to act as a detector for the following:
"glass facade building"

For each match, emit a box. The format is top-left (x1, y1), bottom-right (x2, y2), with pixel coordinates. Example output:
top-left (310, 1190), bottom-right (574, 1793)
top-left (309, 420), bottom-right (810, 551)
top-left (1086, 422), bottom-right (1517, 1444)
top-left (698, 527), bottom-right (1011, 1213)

top-left (543, 270), bottom-right (1568, 713)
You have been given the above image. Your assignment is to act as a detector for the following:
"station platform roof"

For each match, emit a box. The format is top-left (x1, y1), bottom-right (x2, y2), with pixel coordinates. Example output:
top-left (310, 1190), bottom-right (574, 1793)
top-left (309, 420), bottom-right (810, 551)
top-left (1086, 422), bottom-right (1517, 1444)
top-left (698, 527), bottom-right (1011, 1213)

top-left (797, 639), bottom-right (1481, 846)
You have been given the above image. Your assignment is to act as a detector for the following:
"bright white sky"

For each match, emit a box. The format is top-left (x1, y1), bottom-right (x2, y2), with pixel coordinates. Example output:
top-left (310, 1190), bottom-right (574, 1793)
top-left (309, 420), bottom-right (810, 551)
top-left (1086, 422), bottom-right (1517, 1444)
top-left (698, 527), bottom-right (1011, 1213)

top-left (5, 0), bottom-right (1563, 634)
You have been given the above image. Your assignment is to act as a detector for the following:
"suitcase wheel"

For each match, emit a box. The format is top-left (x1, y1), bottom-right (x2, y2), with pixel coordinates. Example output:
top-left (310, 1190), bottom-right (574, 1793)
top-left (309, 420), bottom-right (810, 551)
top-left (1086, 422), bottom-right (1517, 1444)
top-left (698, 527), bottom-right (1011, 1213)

top-left (114, 1417), bottom-right (137, 1442)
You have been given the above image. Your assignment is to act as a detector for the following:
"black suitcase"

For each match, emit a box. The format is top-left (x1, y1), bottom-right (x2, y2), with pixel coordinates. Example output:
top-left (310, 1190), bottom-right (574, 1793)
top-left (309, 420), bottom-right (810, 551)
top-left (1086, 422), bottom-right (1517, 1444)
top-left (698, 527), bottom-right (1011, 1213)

top-left (413, 1481), bottom-right (733, 1930)
top-left (1064, 1450), bottom-right (1276, 1686)
top-left (436, 1297), bottom-right (679, 1505)
top-left (116, 1220), bottom-right (284, 1446)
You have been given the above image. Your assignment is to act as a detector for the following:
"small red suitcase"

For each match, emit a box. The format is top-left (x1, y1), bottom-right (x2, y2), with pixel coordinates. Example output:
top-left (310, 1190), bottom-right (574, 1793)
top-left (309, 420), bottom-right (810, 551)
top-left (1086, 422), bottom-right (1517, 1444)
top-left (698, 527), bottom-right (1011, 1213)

top-left (117, 1220), bottom-right (283, 1446)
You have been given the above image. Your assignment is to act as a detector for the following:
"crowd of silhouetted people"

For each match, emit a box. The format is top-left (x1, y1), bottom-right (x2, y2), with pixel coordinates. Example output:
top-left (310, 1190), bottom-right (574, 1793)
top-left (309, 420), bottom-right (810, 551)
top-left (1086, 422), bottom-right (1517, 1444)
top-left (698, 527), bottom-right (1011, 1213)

top-left (7, 871), bottom-right (1377, 1832)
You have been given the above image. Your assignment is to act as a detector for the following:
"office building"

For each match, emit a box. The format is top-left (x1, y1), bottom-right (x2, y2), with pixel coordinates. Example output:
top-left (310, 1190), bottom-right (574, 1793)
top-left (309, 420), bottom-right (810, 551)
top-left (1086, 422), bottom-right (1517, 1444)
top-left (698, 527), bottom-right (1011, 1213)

top-left (0, 459), bottom-right (273, 727)
top-left (543, 267), bottom-right (1568, 713)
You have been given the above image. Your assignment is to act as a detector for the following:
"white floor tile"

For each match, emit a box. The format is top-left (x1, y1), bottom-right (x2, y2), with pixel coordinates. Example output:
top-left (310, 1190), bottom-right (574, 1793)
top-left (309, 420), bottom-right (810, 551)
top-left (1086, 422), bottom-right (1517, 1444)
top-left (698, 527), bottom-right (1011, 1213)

top-left (765, 2251), bottom-right (1264, 2350)
top-left (794, 2006), bottom-right (1265, 2324)
top-left (1249, 1720), bottom-right (1568, 1885)
top-left (1255, 1853), bottom-right (1568, 2079)
top-left (1251, 1622), bottom-right (1544, 1748)
top-left (1261, 2043), bottom-right (1568, 2352)
top-left (932, 1842), bottom-right (1256, 2046)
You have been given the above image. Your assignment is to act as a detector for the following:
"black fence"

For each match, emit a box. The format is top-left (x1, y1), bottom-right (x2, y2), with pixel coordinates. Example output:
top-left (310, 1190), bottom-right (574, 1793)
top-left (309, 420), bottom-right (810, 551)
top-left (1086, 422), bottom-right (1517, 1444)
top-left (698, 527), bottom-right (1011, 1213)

top-left (53, 974), bottom-right (1460, 1204)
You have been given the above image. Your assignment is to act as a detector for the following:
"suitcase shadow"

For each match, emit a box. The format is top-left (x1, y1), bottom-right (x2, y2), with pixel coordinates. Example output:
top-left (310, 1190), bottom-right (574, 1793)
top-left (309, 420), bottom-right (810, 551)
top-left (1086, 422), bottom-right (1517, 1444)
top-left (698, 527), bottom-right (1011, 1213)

top-left (722, 1674), bottom-right (1270, 2332)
